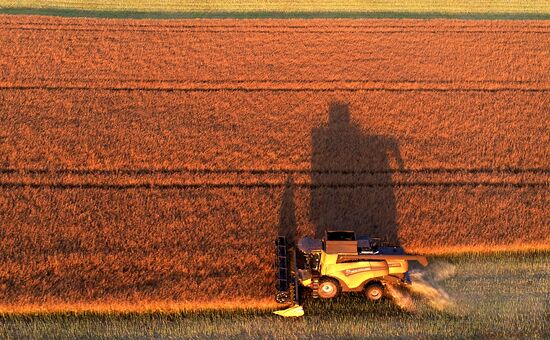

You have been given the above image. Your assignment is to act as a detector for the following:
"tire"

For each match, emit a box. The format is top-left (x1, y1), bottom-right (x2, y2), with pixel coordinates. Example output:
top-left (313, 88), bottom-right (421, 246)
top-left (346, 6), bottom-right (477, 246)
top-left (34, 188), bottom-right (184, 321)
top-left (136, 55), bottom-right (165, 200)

top-left (318, 278), bottom-right (341, 299)
top-left (364, 283), bottom-right (384, 301)
top-left (311, 278), bottom-right (320, 299)
top-left (275, 291), bottom-right (290, 304)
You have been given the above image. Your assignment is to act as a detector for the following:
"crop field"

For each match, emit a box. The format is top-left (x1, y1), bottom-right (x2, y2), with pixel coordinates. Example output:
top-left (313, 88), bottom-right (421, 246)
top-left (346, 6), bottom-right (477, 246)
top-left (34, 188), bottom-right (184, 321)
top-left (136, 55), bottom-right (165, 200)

top-left (0, 15), bottom-right (549, 313)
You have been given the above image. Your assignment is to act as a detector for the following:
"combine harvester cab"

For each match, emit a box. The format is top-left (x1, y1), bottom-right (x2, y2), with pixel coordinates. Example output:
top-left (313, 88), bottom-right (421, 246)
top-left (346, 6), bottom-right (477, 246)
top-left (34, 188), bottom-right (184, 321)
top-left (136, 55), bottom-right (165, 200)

top-left (274, 231), bottom-right (427, 317)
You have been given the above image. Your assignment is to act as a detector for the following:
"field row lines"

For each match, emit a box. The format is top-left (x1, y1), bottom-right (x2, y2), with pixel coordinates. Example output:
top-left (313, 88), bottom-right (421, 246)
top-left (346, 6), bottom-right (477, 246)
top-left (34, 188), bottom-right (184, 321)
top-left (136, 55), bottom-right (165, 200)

top-left (3, 26), bottom-right (550, 34)
top-left (1, 181), bottom-right (547, 190)
top-left (2, 168), bottom-right (549, 175)
top-left (2, 168), bottom-right (548, 189)
top-left (3, 21), bottom-right (550, 29)
top-left (7, 77), bottom-right (548, 85)
top-left (4, 78), bottom-right (550, 91)
top-left (2, 86), bottom-right (548, 93)
top-left (4, 22), bottom-right (550, 28)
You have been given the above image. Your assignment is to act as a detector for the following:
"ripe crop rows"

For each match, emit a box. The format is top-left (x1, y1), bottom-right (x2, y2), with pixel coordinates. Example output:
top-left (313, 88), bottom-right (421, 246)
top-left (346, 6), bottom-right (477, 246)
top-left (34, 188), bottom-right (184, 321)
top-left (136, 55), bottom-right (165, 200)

top-left (0, 16), bottom-right (549, 311)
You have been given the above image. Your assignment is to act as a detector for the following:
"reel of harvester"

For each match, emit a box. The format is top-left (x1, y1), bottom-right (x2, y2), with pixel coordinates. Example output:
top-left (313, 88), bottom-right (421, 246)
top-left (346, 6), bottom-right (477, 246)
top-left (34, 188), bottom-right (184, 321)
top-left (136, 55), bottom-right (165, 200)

top-left (273, 236), bottom-right (304, 317)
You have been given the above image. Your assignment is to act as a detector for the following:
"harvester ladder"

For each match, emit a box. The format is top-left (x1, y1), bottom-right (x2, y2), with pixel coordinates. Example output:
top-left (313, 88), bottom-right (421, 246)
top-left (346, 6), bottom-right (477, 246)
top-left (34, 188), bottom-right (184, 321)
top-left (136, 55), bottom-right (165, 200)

top-left (276, 236), bottom-right (290, 292)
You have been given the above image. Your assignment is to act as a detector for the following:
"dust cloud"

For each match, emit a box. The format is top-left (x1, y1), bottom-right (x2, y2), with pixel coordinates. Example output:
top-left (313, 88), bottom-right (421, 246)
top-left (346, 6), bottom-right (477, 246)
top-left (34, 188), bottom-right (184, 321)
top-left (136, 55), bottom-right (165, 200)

top-left (388, 261), bottom-right (459, 313)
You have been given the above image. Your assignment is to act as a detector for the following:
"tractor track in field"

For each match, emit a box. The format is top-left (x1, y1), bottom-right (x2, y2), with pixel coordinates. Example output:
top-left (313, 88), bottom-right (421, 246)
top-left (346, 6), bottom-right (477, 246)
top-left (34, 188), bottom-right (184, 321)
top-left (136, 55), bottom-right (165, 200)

top-left (1, 167), bottom-right (548, 175)
top-left (2, 81), bottom-right (550, 92)
top-left (3, 79), bottom-right (550, 93)
top-left (2, 18), bottom-right (550, 32)
top-left (2, 87), bottom-right (548, 92)
top-left (0, 181), bottom-right (548, 190)
top-left (3, 26), bottom-right (550, 34)
top-left (3, 21), bottom-right (550, 29)
top-left (7, 77), bottom-right (549, 84)
top-left (1, 167), bottom-right (548, 189)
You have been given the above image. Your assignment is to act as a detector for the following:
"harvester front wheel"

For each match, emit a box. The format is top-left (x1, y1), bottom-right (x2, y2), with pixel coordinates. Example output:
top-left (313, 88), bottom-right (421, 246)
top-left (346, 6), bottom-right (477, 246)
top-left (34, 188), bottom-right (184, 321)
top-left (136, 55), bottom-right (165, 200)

top-left (275, 291), bottom-right (290, 304)
top-left (318, 278), bottom-right (340, 299)
top-left (364, 283), bottom-right (384, 301)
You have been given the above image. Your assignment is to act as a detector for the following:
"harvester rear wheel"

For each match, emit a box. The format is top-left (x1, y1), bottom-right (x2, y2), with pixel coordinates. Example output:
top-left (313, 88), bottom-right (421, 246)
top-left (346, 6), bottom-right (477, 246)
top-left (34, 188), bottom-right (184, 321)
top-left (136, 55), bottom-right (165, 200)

top-left (364, 283), bottom-right (384, 301)
top-left (318, 278), bottom-right (340, 299)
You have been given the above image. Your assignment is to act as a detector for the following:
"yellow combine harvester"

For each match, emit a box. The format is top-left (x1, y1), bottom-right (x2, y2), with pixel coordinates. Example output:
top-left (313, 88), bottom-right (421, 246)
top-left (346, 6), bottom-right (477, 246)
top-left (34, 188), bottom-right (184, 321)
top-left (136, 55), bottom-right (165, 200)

top-left (274, 231), bottom-right (428, 317)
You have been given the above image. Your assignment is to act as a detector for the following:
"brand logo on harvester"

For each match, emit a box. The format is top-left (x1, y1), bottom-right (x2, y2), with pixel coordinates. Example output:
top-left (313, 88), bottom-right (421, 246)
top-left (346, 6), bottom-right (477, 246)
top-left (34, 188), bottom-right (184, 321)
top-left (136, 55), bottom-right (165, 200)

top-left (344, 267), bottom-right (371, 276)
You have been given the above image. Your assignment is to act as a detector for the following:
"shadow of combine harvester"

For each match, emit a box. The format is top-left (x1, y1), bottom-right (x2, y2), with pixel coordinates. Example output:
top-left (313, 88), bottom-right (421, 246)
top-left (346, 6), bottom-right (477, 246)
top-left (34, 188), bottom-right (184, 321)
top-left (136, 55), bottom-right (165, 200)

top-left (274, 101), bottom-right (423, 315)
top-left (278, 101), bottom-right (405, 246)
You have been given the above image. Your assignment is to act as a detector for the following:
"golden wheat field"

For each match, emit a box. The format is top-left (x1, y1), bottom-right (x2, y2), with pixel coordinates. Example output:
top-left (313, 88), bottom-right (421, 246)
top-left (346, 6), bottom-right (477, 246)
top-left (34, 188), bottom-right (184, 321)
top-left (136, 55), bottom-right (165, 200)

top-left (0, 15), bottom-right (549, 311)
